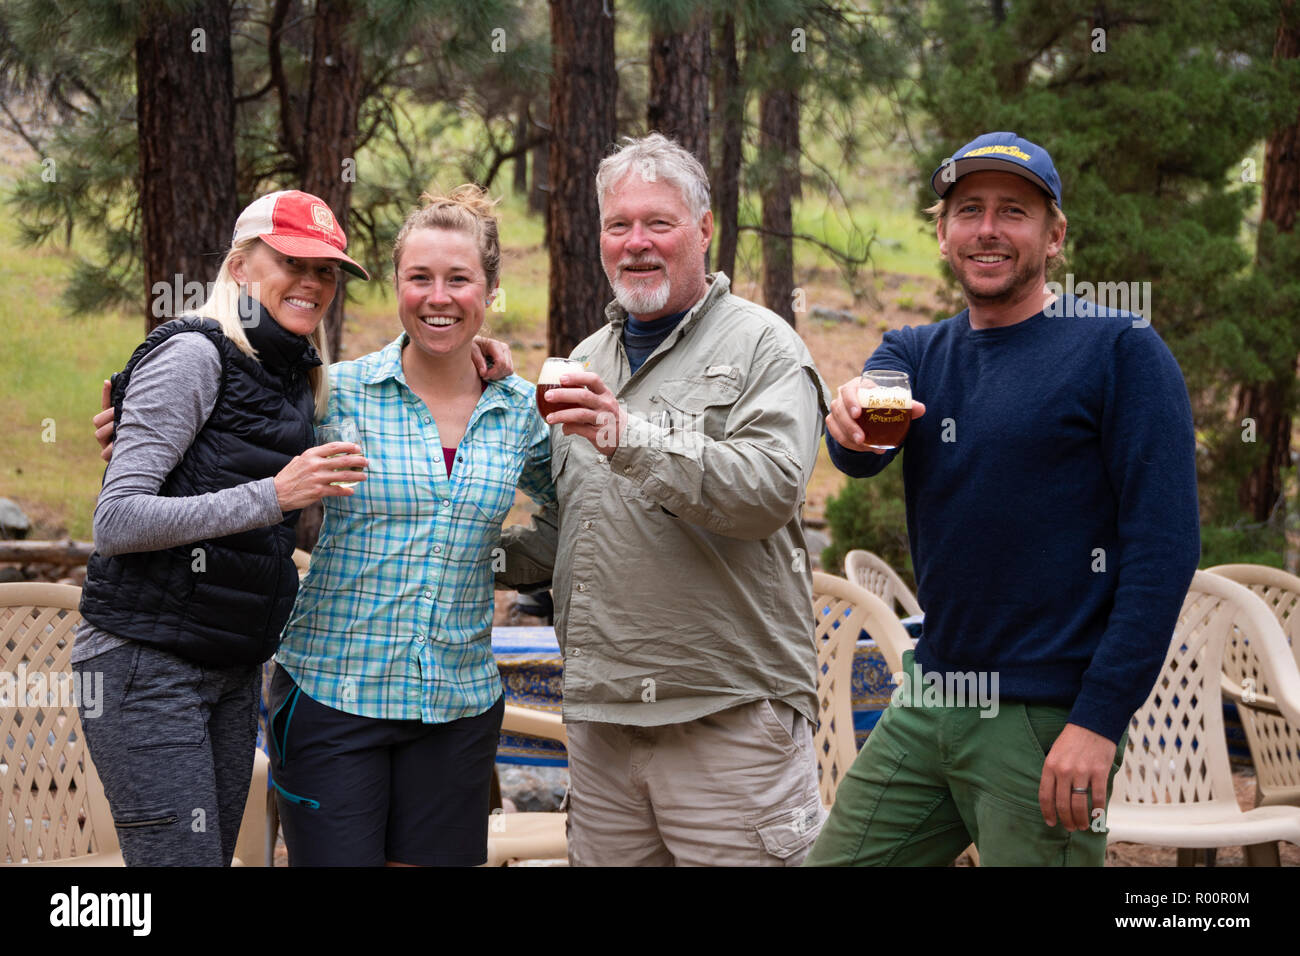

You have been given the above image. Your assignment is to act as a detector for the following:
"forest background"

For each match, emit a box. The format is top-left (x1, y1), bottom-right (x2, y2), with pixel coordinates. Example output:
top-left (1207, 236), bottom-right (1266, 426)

top-left (1, 0), bottom-right (1298, 584)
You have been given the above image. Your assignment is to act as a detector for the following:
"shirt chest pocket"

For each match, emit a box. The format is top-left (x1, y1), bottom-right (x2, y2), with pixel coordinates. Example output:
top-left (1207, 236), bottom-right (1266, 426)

top-left (459, 435), bottom-right (527, 526)
top-left (551, 435), bottom-right (596, 500)
top-left (653, 370), bottom-right (743, 439)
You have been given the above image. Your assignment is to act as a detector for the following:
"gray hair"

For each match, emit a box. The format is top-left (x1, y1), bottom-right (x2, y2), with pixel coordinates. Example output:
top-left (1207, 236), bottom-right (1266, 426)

top-left (596, 133), bottom-right (711, 222)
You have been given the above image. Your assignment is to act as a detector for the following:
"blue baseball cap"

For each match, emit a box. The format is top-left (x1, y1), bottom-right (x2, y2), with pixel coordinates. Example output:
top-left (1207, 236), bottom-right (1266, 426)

top-left (930, 132), bottom-right (1063, 211)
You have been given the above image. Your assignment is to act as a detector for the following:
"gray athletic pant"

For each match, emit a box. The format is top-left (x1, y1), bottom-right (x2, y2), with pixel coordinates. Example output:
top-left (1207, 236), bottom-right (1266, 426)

top-left (72, 642), bottom-right (260, 866)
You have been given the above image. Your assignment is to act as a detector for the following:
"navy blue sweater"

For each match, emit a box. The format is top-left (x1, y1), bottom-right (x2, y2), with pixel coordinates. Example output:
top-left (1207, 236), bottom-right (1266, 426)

top-left (828, 296), bottom-right (1200, 741)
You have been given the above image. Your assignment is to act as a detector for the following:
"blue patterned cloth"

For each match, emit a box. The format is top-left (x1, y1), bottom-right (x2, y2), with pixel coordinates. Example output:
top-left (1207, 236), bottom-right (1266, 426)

top-left (276, 335), bottom-right (555, 722)
top-left (494, 627), bottom-right (568, 766)
top-left (490, 625), bottom-right (900, 764)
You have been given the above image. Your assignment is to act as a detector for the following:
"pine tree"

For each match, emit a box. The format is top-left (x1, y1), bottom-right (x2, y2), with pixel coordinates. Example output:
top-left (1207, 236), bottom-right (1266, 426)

top-left (895, 0), bottom-right (1299, 528)
top-left (5, 0), bottom-right (237, 328)
top-left (1233, 1), bottom-right (1300, 522)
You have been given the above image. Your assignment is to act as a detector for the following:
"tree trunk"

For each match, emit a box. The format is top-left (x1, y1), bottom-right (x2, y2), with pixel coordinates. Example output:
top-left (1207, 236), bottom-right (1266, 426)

top-left (1237, 2), bottom-right (1299, 522)
top-left (266, 0), bottom-right (364, 551)
top-left (648, 11), bottom-right (711, 271)
top-left (713, 13), bottom-right (742, 280)
top-left (759, 40), bottom-right (800, 328)
top-left (136, 0), bottom-right (238, 333)
top-left (296, 0), bottom-right (365, 365)
top-left (546, 0), bottom-right (616, 357)
top-left (1236, 378), bottom-right (1296, 521)
top-left (1260, 8), bottom-right (1299, 236)
top-left (513, 99), bottom-right (530, 197)
top-left (647, 14), bottom-right (711, 168)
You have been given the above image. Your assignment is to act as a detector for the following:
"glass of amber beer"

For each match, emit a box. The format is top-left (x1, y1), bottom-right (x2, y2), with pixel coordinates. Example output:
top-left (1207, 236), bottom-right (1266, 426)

top-left (857, 370), bottom-right (912, 451)
top-left (536, 357), bottom-right (587, 419)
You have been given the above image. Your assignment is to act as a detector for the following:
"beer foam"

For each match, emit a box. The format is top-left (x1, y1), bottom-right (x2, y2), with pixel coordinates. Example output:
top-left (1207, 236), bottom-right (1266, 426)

top-left (537, 359), bottom-right (577, 385)
top-left (857, 386), bottom-right (911, 410)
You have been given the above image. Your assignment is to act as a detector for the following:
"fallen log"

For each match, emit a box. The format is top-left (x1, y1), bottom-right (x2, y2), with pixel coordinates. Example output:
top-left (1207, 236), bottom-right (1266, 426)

top-left (0, 540), bottom-right (95, 565)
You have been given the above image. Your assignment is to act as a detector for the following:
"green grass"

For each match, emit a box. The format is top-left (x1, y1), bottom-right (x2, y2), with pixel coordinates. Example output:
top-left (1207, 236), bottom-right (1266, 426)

top-left (0, 203), bottom-right (141, 538)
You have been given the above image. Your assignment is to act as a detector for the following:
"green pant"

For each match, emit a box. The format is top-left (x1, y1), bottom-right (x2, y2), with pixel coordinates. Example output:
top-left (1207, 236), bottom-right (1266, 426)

top-left (804, 658), bottom-right (1126, 866)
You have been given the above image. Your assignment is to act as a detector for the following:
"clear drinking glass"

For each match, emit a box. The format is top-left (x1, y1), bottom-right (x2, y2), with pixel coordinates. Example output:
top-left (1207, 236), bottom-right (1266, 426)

top-left (316, 419), bottom-right (362, 488)
top-left (535, 357), bottom-right (586, 418)
top-left (856, 370), bottom-right (912, 451)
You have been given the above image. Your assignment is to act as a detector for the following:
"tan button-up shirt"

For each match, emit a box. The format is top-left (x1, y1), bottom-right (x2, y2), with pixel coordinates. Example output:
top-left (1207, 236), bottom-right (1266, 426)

top-left (500, 274), bottom-right (831, 725)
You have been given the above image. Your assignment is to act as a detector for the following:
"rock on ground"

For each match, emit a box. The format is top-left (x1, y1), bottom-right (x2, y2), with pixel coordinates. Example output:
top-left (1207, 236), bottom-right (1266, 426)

top-left (498, 765), bottom-right (569, 813)
top-left (0, 497), bottom-right (31, 539)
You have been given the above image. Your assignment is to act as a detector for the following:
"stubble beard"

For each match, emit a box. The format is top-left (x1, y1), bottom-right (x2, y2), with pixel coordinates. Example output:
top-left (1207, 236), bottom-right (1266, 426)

top-left (954, 252), bottom-right (1042, 307)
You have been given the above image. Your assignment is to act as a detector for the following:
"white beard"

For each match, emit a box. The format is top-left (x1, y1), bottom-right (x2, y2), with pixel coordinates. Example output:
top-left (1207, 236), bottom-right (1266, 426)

top-left (611, 271), bottom-right (671, 316)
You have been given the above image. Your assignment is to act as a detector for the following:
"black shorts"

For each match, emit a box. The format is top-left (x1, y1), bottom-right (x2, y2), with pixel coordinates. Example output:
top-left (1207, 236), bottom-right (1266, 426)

top-left (267, 664), bottom-right (504, 866)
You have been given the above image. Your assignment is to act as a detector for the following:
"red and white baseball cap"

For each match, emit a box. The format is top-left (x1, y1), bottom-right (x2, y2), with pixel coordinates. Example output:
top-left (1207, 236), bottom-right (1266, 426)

top-left (232, 190), bottom-right (369, 279)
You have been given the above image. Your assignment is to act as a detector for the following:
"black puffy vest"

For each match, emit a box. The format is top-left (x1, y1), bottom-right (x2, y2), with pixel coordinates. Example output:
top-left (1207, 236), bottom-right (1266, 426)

top-left (79, 310), bottom-right (320, 665)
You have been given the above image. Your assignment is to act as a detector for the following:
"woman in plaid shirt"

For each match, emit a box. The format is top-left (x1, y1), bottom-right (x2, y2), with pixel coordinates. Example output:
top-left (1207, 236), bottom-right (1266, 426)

top-left (267, 187), bottom-right (556, 866)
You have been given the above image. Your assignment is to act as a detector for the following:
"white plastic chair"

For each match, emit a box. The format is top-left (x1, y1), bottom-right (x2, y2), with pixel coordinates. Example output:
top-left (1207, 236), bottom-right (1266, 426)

top-left (1207, 564), bottom-right (1300, 864)
top-left (483, 705), bottom-right (568, 866)
top-left (1, 582), bottom-right (271, 865)
top-left (844, 549), bottom-right (921, 618)
top-left (811, 573), bottom-right (980, 863)
top-left (810, 573), bottom-right (914, 807)
top-left (2, 584), bottom-right (119, 864)
top-left (1106, 571), bottom-right (1300, 863)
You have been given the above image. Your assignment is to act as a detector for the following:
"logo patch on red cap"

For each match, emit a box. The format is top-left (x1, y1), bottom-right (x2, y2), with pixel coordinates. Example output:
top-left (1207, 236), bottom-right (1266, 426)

top-left (311, 203), bottom-right (335, 233)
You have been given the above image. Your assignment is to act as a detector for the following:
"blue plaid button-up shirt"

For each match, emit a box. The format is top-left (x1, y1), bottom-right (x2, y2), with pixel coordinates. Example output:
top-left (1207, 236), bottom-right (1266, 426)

top-left (276, 335), bottom-right (555, 722)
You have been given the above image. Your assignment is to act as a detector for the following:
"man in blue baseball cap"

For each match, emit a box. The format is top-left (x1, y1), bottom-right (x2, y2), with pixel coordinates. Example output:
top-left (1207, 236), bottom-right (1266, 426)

top-left (806, 132), bottom-right (1200, 866)
top-left (930, 131), bottom-right (1064, 208)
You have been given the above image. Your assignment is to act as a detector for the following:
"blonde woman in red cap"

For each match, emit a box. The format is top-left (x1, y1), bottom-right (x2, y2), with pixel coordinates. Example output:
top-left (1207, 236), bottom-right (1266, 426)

top-left (74, 190), bottom-right (509, 866)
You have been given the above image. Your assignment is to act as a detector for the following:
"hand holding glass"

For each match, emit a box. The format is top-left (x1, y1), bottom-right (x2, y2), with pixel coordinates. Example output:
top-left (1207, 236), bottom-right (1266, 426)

top-left (856, 370), bottom-right (912, 451)
top-left (316, 420), bottom-right (363, 488)
top-left (536, 357), bottom-right (588, 418)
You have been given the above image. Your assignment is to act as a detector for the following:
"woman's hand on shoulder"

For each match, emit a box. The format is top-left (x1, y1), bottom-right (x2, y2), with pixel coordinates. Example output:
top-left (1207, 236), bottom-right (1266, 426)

top-left (94, 380), bottom-right (115, 462)
top-left (472, 335), bottom-right (514, 380)
top-left (274, 442), bottom-right (369, 512)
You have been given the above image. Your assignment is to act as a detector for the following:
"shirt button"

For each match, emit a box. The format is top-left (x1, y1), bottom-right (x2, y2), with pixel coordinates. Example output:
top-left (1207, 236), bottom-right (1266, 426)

top-left (577, 583), bottom-right (587, 592)
top-left (423, 589), bottom-right (433, 599)
top-left (433, 453), bottom-right (442, 462)
top-left (415, 633), bottom-right (426, 644)
top-left (596, 455), bottom-right (607, 465)
top-left (571, 647), bottom-right (583, 657)
top-left (442, 500), bottom-right (451, 508)
top-left (582, 520), bottom-right (592, 530)
top-left (624, 466), bottom-right (633, 474)
top-left (423, 415), bottom-right (431, 423)
top-left (433, 546), bottom-right (442, 554)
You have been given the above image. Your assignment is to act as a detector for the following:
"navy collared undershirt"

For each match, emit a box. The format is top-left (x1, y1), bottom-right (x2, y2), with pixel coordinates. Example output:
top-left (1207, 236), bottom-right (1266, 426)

top-left (623, 309), bottom-right (690, 375)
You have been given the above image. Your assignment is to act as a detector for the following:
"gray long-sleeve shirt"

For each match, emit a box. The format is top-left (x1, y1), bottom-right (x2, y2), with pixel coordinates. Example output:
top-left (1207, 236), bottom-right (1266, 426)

top-left (72, 332), bottom-right (284, 663)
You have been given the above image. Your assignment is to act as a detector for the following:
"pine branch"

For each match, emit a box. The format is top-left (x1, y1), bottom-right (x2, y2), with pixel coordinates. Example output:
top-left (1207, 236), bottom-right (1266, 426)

top-left (268, 0), bottom-right (301, 167)
top-left (235, 78), bottom-right (275, 104)
top-left (737, 222), bottom-right (874, 265)
top-left (480, 132), bottom-right (547, 190)
top-left (0, 98), bottom-right (45, 155)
